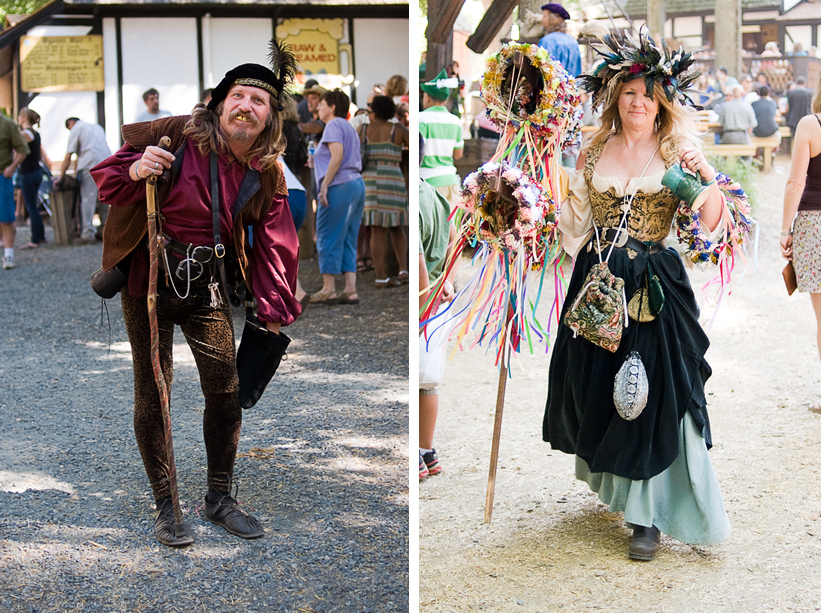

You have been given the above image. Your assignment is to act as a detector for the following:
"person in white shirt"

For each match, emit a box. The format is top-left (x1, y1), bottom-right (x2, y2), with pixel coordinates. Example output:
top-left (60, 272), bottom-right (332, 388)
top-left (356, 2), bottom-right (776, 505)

top-left (741, 75), bottom-right (759, 104)
top-left (55, 118), bottom-right (112, 243)
top-left (135, 88), bottom-right (172, 123)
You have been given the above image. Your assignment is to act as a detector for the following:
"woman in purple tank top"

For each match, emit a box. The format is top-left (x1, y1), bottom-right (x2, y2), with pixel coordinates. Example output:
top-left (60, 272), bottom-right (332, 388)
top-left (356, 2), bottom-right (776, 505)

top-left (781, 80), bottom-right (821, 411)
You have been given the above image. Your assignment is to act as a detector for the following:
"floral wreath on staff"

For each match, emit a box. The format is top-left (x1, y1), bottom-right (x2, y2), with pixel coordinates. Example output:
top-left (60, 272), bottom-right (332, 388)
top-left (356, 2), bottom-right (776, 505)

top-left (481, 42), bottom-right (581, 145)
top-left (420, 44), bottom-right (583, 366)
top-left (457, 161), bottom-right (557, 261)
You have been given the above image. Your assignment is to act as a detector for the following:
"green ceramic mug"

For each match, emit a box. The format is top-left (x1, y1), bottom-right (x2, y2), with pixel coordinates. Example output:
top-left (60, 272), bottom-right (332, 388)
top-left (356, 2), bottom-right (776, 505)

top-left (661, 162), bottom-right (710, 210)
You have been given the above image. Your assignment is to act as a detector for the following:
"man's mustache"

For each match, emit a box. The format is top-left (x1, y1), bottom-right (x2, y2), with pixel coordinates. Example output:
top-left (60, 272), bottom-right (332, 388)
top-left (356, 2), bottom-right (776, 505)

top-left (229, 109), bottom-right (259, 127)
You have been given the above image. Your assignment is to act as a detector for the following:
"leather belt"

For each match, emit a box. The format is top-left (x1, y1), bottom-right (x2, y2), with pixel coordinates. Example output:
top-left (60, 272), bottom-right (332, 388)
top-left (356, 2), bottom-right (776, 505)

top-left (601, 228), bottom-right (667, 254)
top-left (163, 236), bottom-right (216, 264)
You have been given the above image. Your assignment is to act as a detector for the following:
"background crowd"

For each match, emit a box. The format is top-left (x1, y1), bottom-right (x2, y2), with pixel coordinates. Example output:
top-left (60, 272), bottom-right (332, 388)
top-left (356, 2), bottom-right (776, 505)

top-left (1, 76), bottom-right (411, 315)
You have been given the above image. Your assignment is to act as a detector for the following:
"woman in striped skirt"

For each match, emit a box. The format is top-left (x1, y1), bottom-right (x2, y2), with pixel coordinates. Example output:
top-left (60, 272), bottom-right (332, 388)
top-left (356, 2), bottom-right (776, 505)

top-left (360, 95), bottom-right (410, 287)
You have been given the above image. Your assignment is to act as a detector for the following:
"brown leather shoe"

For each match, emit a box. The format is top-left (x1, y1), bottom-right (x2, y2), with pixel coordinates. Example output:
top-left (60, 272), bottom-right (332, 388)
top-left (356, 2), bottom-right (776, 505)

top-left (629, 525), bottom-right (660, 561)
top-left (154, 498), bottom-right (195, 547)
top-left (204, 489), bottom-right (264, 539)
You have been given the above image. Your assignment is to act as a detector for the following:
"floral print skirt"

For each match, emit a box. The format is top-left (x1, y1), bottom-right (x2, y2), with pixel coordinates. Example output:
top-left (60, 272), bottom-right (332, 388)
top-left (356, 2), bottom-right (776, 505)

top-left (793, 210), bottom-right (821, 293)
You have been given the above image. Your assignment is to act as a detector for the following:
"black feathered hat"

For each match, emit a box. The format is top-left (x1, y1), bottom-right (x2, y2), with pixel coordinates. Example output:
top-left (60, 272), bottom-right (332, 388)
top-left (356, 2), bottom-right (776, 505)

top-left (207, 39), bottom-right (297, 111)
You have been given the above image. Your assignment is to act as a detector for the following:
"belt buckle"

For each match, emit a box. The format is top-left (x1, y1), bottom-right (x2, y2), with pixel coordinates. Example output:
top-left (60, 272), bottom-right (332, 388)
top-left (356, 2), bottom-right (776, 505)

top-left (612, 228), bottom-right (629, 248)
top-left (191, 245), bottom-right (214, 263)
top-left (176, 258), bottom-right (205, 282)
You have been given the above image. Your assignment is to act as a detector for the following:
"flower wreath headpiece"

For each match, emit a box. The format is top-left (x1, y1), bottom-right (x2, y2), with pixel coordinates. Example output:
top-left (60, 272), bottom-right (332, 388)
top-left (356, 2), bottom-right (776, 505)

top-left (578, 25), bottom-right (700, 110)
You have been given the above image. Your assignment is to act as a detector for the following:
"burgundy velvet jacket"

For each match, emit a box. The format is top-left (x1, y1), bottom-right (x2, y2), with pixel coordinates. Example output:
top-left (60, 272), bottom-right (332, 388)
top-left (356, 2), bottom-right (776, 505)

top-left (91, 115), bottom-right (301, 325)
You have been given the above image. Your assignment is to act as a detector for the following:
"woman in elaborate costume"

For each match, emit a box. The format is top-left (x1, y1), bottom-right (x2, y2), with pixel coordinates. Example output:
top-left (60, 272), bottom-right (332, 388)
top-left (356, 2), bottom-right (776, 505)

top-left (544, 30), bottom-right (732, 561)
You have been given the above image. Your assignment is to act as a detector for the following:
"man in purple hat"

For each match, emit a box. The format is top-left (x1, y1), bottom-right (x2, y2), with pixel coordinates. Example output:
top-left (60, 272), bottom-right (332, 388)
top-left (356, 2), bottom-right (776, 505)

top-left (539, 3), bottom-right (582, 77)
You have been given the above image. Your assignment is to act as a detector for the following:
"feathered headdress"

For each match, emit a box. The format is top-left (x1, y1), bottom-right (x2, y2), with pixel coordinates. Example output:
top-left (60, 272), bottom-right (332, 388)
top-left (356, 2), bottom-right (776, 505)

top-left (577, 25), bottom-right (700, 110)
top-left (208, 38), bottom-right (298, 111)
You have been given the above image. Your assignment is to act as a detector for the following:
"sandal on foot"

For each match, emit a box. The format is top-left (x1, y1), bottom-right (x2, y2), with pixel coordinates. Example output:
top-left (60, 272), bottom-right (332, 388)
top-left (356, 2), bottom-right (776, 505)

top-left (337, 291), bottom-right (360, 304)
top-left (309, 290), bottom-right (338, 305)
top-left (19, 242), bottom-right (39, 250)
top-left (374, 278), bottom-right (401, 289)
top-left (204, 489), bottom-right (264, 539)
top-left (357, 256), bottom-right (374, 273)
top-left (396, 270), bottom-right (409, 284)
top-left (298, 294), bottom-right (311, 309)
top-left (154, 498), bottom-right (195, 547)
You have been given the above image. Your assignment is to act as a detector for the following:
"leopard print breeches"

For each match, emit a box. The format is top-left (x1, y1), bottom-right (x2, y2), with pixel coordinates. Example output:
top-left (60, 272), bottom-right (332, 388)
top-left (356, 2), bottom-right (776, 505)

top-left (120, 287), bottom-right (242, 501)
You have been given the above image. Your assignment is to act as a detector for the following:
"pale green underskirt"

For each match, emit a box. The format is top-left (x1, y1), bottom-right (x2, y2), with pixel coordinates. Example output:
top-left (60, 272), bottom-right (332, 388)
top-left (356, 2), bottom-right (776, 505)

top-left (575, 412), bottom-right (731, 546)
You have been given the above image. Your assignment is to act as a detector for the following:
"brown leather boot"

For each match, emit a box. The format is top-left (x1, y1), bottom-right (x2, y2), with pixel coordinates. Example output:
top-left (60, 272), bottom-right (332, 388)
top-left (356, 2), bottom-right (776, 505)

top-left (629, 525), bottom-right (660, 561)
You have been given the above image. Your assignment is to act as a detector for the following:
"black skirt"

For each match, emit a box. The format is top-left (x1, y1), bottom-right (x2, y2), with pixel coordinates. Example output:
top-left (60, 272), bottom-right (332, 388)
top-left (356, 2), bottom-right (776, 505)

top-left (543, 241), bottom-right (713, 481)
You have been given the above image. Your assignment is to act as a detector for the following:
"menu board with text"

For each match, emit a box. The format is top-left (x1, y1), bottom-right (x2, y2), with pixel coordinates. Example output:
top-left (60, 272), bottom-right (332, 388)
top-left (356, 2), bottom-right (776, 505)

top-left (20, 36), bottom-right (104, 93)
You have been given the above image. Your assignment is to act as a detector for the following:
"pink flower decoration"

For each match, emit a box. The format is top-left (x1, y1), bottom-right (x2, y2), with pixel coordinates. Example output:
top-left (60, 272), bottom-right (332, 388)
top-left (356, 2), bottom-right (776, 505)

top-left (629, 64), bottom-right (643, 75)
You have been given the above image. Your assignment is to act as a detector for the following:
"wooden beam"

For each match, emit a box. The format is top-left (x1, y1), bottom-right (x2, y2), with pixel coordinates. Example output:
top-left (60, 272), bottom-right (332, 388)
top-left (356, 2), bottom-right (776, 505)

top-left (466, 0), bottom-right (518, 54)
top-left (426, 0), bottom-right (467, 44)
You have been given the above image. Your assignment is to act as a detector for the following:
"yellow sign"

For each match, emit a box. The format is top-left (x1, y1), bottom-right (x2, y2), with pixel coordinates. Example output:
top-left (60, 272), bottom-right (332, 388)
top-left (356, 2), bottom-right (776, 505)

top-left (285, 30), bottom-right (340, 75)
top-left (20, 36), bottom-right (104, 93)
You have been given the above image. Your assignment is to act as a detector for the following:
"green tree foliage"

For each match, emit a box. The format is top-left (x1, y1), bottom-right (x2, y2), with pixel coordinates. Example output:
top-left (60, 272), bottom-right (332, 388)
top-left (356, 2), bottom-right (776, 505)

top-left (0, 0), bottom-right (54, 27)
top-left (707, 154), bottom-right (760, 213)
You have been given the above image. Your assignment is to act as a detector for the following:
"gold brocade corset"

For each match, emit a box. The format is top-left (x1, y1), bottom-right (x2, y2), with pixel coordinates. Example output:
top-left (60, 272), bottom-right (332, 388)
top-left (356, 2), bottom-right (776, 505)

top-left (584, 139), bottom-right (680, 245)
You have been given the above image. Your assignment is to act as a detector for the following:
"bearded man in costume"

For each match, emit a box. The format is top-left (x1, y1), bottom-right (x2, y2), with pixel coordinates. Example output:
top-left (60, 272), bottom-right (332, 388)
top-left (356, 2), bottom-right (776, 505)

top-left (91, 42), bottom-right (301, 547)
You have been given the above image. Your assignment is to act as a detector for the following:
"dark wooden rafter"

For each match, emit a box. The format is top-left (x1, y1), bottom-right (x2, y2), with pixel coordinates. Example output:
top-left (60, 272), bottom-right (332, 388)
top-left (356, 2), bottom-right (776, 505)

top-left (426, 0), bottom-right (466, 44)
top-left (466, 0), bottom-right (518, 53)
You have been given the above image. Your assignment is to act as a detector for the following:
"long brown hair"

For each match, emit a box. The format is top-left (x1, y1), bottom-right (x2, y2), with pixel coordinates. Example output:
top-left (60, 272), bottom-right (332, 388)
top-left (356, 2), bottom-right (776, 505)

top-left (19, 107), bottom-right (40, 128)
top-left (587, 80), bottom-right (703, 166)
top-left (812, 78), bottom-right (821, 114)
top-left (183, 99), bottom-right (285, 171)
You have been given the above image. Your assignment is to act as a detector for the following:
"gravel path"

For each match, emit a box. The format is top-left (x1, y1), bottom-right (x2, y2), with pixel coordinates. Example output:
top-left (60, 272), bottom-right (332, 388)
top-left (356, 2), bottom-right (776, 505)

top-left (420, 154), bottom-right (821, 611)
top-left (0, 228), bottom-right (408, 613)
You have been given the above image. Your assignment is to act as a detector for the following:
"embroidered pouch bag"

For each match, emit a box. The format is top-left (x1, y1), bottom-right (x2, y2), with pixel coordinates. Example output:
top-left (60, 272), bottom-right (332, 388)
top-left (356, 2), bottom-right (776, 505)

top-left (564, 261), bottom-right (625, 353)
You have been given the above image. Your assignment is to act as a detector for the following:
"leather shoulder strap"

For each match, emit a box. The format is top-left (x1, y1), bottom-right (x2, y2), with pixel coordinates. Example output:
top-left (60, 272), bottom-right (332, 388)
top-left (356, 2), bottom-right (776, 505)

top-left (210, 151), bottom-right (240, 307)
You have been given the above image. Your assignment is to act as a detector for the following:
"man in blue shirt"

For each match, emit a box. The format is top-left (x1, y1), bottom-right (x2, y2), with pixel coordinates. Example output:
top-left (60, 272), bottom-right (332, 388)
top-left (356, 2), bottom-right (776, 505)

top-left (538, 3), bottom-right (582, 77)
top-left (539, 3), bottom-right (582, 166)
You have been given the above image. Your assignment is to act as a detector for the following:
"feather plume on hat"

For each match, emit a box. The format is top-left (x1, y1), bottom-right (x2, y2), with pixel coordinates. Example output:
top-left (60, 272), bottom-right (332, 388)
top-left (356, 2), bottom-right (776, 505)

top-left (578, 25), bottom-right (700, 111)
top-left (268, 38), bottom-right (298, 96)
top-left (208, 38), bottom-right (298, 111)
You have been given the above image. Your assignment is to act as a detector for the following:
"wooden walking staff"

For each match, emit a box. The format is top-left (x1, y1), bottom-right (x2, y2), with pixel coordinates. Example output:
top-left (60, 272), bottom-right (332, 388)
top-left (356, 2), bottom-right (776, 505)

top-left (484, 170), bottom-right (520, 524)
top-left (483, 50), bottom-right (546, 523)
top-left (146, 135), bottom-right (187, 538)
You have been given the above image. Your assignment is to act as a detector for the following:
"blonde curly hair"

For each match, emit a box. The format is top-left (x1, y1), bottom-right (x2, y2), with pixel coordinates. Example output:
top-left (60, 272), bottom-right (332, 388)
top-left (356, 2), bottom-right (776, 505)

top-left (586, 80), bottom-right (703, 166)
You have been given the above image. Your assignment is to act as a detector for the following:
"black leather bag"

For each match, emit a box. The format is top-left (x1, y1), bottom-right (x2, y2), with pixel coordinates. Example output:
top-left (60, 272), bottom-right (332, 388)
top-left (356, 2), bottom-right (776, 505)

top-left (90, 265), bottom-right (128, 299)
top-left (236, 313), bottom-right (291, 409)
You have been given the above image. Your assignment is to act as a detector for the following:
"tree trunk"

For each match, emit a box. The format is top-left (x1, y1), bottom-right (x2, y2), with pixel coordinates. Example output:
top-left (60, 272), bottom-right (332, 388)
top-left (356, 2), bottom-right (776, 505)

top-left (714, 0), bottom-right (742, 78)
top-left (646, 0), bottom-right (666, 42)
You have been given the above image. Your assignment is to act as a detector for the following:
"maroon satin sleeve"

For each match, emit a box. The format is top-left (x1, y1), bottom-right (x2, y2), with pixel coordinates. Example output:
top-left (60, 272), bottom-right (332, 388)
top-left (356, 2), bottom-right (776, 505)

top-left (249, 192), bottom-right (302, 326)
top-left (90, 144), bottom-right (146, 207)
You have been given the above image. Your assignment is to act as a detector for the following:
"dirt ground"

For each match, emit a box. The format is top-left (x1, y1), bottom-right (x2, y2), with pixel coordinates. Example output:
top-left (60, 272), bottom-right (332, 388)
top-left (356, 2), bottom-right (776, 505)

top-left (419, 152), bottom-right (821, 612)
